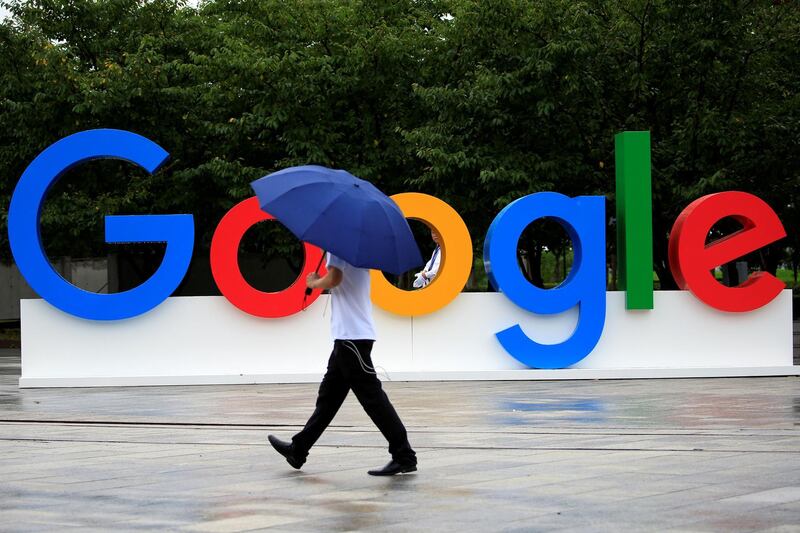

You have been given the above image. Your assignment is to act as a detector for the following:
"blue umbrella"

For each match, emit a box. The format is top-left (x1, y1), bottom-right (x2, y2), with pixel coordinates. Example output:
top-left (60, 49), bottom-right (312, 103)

top-left (250, 165), bottom-right (423, 275)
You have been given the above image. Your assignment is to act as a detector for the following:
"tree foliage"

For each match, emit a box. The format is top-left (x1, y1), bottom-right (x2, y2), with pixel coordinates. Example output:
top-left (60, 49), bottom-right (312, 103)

top-left (0, 0), bottom-right (797, 290)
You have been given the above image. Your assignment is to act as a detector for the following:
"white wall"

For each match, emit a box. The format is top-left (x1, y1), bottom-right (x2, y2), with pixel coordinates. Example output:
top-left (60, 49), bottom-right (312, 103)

top-left (19, 290), bottom-right (796, 387)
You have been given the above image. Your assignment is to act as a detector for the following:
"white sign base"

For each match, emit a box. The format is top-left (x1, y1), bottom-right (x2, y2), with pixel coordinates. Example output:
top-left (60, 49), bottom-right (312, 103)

top-left (19, 290), bottom-right (798, 388)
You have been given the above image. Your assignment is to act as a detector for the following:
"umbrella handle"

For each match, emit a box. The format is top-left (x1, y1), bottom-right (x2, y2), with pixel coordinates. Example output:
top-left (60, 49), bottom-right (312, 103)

top-left (302, 252), bottom-right (326, 308)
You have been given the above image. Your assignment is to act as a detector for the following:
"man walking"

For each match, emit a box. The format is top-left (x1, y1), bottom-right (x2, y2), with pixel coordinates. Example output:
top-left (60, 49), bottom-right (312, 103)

top-left (268, 253), bottom-right (417, 476)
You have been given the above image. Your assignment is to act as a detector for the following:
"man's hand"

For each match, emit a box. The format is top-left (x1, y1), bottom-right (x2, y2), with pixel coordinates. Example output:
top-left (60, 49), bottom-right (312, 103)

top-left (306, 267), bottom-right (342, 290)
top-left (306, 272), bottom-right (321, 289)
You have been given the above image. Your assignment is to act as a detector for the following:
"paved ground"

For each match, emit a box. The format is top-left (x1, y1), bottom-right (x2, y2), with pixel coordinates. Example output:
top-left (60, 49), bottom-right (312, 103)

top-left (1, 349), bottom-right (799, 532)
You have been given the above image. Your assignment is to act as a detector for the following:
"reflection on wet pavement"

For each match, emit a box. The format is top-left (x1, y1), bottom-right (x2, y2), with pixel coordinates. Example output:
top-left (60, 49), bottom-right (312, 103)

top-left (500, 399), bottom-right (606, 425)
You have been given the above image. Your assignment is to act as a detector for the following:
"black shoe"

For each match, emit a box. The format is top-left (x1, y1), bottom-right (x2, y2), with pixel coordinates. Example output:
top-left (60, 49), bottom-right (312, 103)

top-left (268, 435), bottom-right (304, 469)
top-left (368, 460), bottom-right (417, 476)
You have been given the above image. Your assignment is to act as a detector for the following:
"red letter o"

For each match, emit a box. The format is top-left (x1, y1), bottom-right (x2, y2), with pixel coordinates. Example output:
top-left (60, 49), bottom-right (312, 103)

top-left (210, 197), bottom-right (326, 318)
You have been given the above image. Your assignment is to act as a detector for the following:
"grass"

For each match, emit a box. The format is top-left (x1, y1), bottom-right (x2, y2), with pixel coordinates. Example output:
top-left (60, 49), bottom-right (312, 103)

top-left (0, 324), bottom-right (20, 349)
top-left (777, 268), bottom-right (799, 288)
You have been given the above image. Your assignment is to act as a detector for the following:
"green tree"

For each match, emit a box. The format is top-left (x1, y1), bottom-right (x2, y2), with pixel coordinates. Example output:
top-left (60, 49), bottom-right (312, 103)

top-left (591, 0), bottom-right (800, 286)
top-left (404, 0), bottom-right (800, 288)
top-left (1, 0), bottom-right (798, 297)
top-left (0, 0), bottom-right (218, 264)
top-left (401, 0), bottom-right (618, 285)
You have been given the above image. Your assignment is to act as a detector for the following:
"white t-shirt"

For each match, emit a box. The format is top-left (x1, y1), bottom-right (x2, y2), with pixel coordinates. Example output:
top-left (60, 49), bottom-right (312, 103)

top-left (326, 253), bottom-right (377, 341)
top-left (413, 246), bottom-right (441, 288)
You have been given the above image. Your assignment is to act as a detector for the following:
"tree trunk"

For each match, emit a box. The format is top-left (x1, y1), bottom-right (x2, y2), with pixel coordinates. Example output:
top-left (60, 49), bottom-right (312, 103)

top-left (609, 252), bottom-right (617, 291)
top-left (758, 244), bottom-right (781, 276)
top-left (526, 238), bottom-right (544, 288)
top-left (652, 223), bottom-right (678, 290)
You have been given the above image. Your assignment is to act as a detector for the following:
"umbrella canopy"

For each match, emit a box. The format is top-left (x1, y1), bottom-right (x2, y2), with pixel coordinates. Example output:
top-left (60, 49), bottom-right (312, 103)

top-left (250, 165), bottom-right (423, 275)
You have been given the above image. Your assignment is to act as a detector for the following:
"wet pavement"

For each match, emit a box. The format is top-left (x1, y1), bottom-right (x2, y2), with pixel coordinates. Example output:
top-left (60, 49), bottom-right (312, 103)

top-left (1, 348), bottom-right (799, 532)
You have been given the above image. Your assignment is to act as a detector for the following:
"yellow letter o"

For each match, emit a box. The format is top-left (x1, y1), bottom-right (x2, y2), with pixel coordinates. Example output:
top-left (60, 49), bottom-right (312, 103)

top-left (371, 193), bottom-right (473, 316)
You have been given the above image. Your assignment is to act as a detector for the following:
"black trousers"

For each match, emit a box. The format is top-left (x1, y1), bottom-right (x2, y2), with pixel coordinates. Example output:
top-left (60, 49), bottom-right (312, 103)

top-left (292, 339), bottom-right (416, 465)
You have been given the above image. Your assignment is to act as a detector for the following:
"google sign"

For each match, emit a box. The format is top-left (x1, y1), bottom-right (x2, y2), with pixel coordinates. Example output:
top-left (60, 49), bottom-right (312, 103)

top-left (8, 129), bottom-right (795, 384)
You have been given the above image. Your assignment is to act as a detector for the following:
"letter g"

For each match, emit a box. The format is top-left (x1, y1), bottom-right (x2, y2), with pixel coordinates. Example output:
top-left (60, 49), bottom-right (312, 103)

top-left (8, 129), bottom-right (194, 320)
top-left (483, 192), bottom-right (607, 368)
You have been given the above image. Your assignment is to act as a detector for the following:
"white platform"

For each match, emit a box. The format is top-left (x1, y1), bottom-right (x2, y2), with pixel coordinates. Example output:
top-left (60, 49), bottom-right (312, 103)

top-left (19, 290), bottom-right (798, 387)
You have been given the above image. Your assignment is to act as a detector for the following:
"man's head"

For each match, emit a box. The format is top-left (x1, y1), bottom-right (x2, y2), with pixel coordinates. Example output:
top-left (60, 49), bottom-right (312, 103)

top-left (430, 227), bottom-right (442, 247)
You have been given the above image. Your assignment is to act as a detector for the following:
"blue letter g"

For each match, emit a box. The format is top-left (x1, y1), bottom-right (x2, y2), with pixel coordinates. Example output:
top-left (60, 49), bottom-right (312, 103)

top-left (484, 192), bottom-right (606, 368)
top-left (7, 129), bottom-right (194, 320)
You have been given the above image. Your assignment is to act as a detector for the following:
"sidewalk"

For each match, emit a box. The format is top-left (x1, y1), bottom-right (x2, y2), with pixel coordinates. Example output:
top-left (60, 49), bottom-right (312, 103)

top-left (1, 348), bottom-right (799, 532)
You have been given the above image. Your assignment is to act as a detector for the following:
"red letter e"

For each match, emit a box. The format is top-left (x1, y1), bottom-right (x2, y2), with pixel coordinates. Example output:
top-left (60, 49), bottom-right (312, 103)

top-left (668, 192), bottom-right (786, 312)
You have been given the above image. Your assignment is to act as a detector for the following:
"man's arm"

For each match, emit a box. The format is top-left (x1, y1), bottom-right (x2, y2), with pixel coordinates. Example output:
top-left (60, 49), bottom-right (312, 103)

top-left (306, 267), bottom-right (343, 290)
